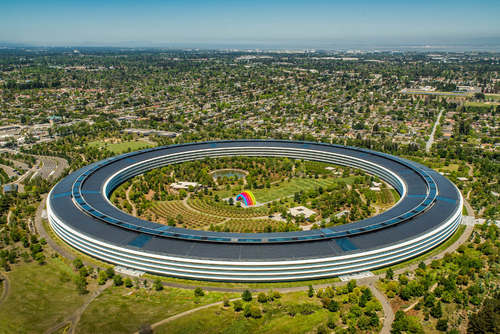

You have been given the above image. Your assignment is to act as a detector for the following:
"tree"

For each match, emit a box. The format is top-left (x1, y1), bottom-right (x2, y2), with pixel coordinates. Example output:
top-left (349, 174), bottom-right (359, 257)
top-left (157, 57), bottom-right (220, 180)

top-left (242, 289), bottom-right (252, 301)
top-left (35, 253), bottom-right (46, 265)
top-left (97, 271), bottom-right (107, 285)
top-left (418, 261), bottom-right (427, 270)
top-left (228, 197), bottom-right (234, 206)
top-left (467, 297), bottom-right (500, 333)
top-left (105, 267), bottom-right (115, 279)
top-left (347, 279), bottom-right (357, 292)
top-left (328, 299), bottom-right (340, 312)
top-left (0, 258), bottom-right (11, 272)
top-left (113, 275), bottom-right (123, 286)
top-left (233, 299), bottom-right (243, 312)
top-left (75, 276), bottom-right (89, 294)
top-left (308, 284), bottom-right (314, 298)
top-left (386, 268), bottom-right (394, 279)
top-left (194, 287), bottom-right (205, 297)
top-left (223, 294), bottom-right (230, 307)
top-left (153, 278), bottom-right (163, 291)
top-left (124, 277), bottom-right (133, 288)
top-left (73, 258), bottom-right (83, 269)
top-left (399, 287), bottom-right (411, 301)
top-left (79, 266), bottom-right (88, 277)
top-left (430, 301), bottom-right (443, 318)
top-left (436, 318), bottom-right (448, 332)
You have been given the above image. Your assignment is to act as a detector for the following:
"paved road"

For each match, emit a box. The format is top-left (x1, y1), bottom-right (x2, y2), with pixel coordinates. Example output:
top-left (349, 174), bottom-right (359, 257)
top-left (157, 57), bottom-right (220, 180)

top-left (0, 164), bottom-right (19, 178)
top-left (369, 284), bottom-right (393, 334)
top-left (426, 108), bottom-right (444, 153)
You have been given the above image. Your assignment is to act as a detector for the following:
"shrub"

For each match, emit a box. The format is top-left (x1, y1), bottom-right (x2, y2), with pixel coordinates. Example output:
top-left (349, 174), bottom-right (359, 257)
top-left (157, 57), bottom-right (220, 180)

top-left (194, 287), bottom-right (205, 297)
top-left (258, 292), bottom-right (268, 303)
top-left (233, 300), bottom-right (243, 312)
top-left (97, 271), bottom-right (107, 285)
top-left (242, 289), bottom-right (252, 301)
top-left (308, 284), bottom-right (314, 298)
top-left (124, 277), bottom-right (133, 288)
top-left (250, 305), bottom-right (262, 318)
top-left (73, 258), bottom-right (83, 269)
top-left (328, 300), bottom-right (340, 312)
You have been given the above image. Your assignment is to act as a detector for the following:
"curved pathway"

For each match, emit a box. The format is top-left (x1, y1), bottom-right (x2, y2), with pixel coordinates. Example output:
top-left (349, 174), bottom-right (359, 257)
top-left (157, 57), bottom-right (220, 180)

top-left (0, 272), bottom-right (10, 307)
top-left (369, 283), bottom-right (393, 334)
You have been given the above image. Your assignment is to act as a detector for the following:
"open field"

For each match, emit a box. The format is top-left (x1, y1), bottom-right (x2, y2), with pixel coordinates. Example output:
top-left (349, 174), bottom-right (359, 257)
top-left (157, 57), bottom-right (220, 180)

top-left (77, 286), bottom-right (238, 334)
top-left (437, 163), bottom-right (461, 172)
top-left (0, 258), bottom-right (91, 334)
top-left (216, 176), bottom-right (356, 203)
top-left (465, 101), bottom-right (500, 107)
top-left (88, 140), bottom-right (153, 154)
top-left (485, 94), bottom-right (500, 101)
top-left (154, 290), bottom-right (382, 334)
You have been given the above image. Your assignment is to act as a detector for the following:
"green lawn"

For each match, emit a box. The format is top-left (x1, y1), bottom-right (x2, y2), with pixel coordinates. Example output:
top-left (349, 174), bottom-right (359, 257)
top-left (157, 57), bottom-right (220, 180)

top-left (154, 291), bottom-right (333, 334)
top-left (88, 140), bottom-right (153, 154)
top-left (0, 258), bottom-right (89, 334)
top-left (77, 287), bottom-right (238, 334)
top-left (154, 290), bottom-right (381, 334)
top-left (485, 94), bottom-right (500, 101)
top-left (217, 176), bottom-right (356, 203)
top-left (465, 101), bottom-right (500, 107)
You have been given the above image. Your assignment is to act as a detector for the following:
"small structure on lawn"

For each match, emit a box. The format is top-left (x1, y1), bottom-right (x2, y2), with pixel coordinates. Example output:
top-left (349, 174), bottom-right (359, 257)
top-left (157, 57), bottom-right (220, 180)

top-left (287, 206), bottom-right (316, 219)
top-left (169, 182), bottom-right (199, 191)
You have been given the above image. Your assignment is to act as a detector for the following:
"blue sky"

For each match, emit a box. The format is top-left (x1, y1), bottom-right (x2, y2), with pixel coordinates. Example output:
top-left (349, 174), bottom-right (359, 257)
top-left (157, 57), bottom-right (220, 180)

top-left (1, 0), bottom-right (499, 46)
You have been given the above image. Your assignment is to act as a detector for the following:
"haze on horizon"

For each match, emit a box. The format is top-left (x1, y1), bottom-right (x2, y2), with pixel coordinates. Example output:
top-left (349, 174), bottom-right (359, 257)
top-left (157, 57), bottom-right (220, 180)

top-left (1, 0), bottom-right (500, 48)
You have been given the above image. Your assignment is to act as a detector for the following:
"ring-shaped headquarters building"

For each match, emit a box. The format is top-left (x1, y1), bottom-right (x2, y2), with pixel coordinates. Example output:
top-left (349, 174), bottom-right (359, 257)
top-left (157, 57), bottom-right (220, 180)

top-left (47, 140), bottom-right (463, 282)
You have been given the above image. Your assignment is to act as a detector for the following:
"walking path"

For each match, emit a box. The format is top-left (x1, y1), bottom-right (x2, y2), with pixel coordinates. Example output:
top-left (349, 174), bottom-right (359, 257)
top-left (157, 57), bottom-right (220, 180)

top-left (426, 108), bottom-right (444, 153)
top-left (0, 272), bottom-right (10, 307)
top-left (138, 296), bottom-right (251, 334)
top-left (44, 281), bottom-right (113, 334)
top-left (126, 182), bottom-right (138, 216)
top-left (369, 283), bottom-right (393, 334)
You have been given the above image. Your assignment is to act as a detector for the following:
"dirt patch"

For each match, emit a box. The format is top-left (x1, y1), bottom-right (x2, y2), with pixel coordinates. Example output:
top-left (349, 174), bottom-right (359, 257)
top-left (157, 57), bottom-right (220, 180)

top-left (145, 189), bottom-right (156, 200)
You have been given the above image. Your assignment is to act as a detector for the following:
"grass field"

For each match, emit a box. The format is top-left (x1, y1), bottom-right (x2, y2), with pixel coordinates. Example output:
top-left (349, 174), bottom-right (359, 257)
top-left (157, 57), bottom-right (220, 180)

top-left (484, 94), bottom-right (500, 101)
top-left (465, 101), bottom-right (500, 107)
top-left (154, 290), bottom-right (381, 334)
top-left (77, 286), bottom-right (238, 334)
top-left (88, 140), bottom-right (153, 154)
top-left (0, 258), bottom-right (90, 334)
top-left (217, 176), bottom-right (356, 203)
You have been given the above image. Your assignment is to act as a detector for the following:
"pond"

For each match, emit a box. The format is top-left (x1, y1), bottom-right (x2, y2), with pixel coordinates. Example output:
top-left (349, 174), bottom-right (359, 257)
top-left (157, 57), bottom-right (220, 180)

top-left (211, 169), bottom-right (247, 179)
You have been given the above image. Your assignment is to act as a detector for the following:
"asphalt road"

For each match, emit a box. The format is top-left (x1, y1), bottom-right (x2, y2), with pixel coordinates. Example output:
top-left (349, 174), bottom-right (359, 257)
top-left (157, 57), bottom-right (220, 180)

top-left (0, 164), bottom-right (19, 178)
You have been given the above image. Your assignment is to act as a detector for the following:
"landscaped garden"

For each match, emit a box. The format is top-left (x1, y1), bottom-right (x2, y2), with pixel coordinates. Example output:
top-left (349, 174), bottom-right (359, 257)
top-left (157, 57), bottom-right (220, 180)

top-left (111, 156), bottom-right (396, 233)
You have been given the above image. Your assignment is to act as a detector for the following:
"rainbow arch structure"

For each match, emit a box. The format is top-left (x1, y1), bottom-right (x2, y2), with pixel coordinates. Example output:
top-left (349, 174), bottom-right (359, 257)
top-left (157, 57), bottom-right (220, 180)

top-left (235, 191), bottom-right (257, 206)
